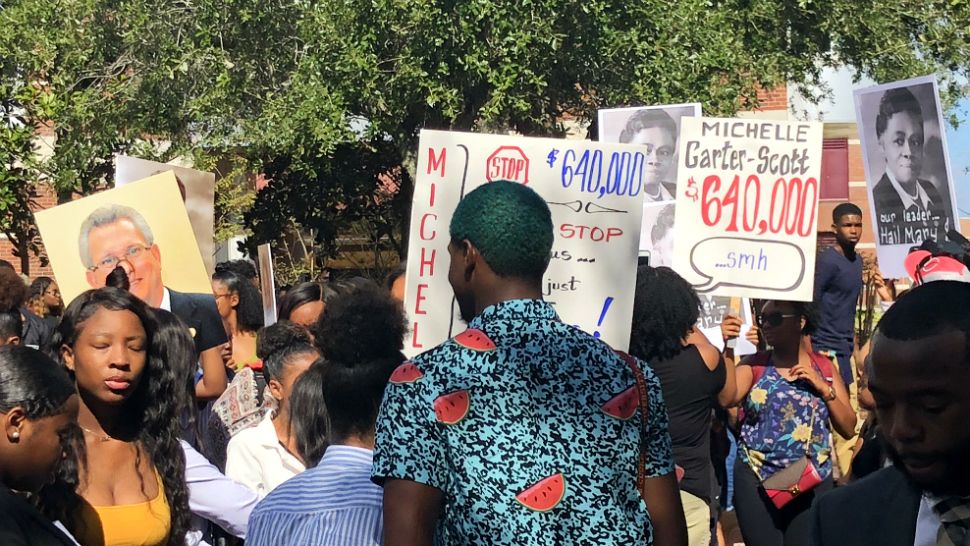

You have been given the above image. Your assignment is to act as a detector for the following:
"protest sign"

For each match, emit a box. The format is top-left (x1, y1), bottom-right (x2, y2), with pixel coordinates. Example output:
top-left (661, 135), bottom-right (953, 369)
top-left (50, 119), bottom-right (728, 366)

top-left (598, 104), bottom-right (702, 260)
top-left (853, 76), bottom-right (959, 278)
top-left (35, 172), bottom-right (212, 307)
top-left (116, 155), bottom-right (217, 275)
top-left (672, 117), bottom-right (824, 301)
top-left (257, 243), bottom-right (278, 327)
top-left (404, 130), bottom-right (647, 356)
top-left (697, 296), bottom-right (757, 356)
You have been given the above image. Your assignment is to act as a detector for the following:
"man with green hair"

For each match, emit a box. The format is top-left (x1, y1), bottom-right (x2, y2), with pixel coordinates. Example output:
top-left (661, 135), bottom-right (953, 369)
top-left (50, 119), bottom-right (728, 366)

top-left (372, 180), bottom-right (687, 545)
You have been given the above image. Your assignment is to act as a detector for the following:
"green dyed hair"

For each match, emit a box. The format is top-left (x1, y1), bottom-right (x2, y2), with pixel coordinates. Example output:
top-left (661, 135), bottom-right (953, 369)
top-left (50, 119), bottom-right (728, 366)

top-left (449, 180), bottom-right (553, 280)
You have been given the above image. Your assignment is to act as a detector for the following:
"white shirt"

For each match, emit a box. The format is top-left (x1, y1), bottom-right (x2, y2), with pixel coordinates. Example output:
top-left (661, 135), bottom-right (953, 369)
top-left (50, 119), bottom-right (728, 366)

top-left (182, 440), bottom-right (259, 546)
top-left (225, 412), bottom-right (305, 498)
top-left (916, 493), bottom-right (970, 546)
top-left (886, 169), bottom-right (931, 212)
top-left (160, 287), bottom-right (172, 312)
top-left (914, 494), bottom-right (941, 546)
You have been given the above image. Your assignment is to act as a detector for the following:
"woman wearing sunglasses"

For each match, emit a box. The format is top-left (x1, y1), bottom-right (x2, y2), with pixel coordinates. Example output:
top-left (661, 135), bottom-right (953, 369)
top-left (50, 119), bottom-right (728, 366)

top-left (726, 300), bottom-right (856, 546)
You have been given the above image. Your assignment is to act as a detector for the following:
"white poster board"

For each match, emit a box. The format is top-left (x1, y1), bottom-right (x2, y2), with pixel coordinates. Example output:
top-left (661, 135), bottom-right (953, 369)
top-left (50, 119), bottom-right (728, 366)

top-left (672, 117), bottom-right (824, 301)
top-left (697, 296), bottom-right (757, 356)
top-left (598, 104), bottom-right (702, 261)
top-left (853, 76), bottom-right (959, 278)
top-left (404, 130), bottom-right (647, 356)
top-left (116, 155), bottom-right (217, 275)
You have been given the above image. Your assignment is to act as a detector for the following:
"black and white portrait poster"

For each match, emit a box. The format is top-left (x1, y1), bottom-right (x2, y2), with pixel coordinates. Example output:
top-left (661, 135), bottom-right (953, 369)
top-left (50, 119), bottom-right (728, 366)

top-left (599, 103), bottom-right (702, 254)
top-left (853, 76), bottom-right (959, 278)
top-left (696, 295), bottom-right (757, 356)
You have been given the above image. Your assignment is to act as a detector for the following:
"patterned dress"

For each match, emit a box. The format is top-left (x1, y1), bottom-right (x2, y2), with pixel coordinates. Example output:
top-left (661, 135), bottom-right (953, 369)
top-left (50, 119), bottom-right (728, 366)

top-left (372, 299), bottom-right (674, 545)
top-left (738, 361), bottom-right (833, 482)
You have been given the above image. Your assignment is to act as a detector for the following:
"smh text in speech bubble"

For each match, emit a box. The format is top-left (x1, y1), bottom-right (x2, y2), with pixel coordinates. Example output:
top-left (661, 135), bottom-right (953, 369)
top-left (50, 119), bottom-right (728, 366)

top-left (688, 237), bottom-right (806, 294)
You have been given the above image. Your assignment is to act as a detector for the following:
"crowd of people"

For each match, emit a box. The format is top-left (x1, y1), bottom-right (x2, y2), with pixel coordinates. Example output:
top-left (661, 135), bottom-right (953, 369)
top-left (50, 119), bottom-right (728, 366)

top-left (0, 181), bottom-right (967, 546)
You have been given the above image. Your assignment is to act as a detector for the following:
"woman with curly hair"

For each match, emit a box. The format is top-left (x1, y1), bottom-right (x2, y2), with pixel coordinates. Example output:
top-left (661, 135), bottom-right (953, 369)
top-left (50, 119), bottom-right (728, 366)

top-left (726, 300), bottom-right (856, 546)
top-left (247, 280), bottom-right (406, 543)
top-left (225, 321), bottom-right (319, 496)
top-left (51, 288), bottom-right (190, 546)
top-left (629, 265), bottom-right (736, 546)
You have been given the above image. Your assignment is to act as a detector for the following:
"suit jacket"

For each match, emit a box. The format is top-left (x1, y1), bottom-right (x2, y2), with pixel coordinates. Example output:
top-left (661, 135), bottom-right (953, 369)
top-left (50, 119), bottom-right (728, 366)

top-left (169, 289), bottom-right (228, 355)
top-left (0, 486), bottom-right (78, 546)
top-left (811, 466), bottom-right (921, 546)
top-left (872, 173), bottom-right (949, 245)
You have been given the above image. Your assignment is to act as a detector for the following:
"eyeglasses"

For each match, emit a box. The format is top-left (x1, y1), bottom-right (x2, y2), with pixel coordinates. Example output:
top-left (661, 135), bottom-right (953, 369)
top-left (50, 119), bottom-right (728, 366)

top-left (89, 245), bottom-right (151, 272)
top-left (757, 312), bottom-right (798, 328)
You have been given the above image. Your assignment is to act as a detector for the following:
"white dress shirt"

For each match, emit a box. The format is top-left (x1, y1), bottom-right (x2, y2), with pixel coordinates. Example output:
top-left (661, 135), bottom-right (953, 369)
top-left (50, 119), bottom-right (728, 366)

top-left (182, 440), bottom-right (260, 546)
top-left (225, 412), bottom-right (305, 498)
top-left (914, 494), bottom-right (941, 546)
top-left (160, 287), bottom-right (172, 312)
top-left (886, 169), bottom-right (932, 212)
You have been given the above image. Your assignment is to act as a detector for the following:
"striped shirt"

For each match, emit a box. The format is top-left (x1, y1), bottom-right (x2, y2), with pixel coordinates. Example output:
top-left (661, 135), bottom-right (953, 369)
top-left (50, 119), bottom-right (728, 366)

top-left (247, 446), bottom-right (382, 546)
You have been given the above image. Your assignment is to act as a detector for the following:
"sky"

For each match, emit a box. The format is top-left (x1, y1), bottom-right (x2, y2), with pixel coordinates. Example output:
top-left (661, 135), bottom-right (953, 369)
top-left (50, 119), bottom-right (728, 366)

top-left (944, 96), bottom-right (970, 217)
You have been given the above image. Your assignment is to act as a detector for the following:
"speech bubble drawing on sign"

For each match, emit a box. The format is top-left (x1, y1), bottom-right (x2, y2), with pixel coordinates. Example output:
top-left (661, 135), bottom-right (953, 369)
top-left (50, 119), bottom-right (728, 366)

top-left (688, 237), bottom-right (806, 294)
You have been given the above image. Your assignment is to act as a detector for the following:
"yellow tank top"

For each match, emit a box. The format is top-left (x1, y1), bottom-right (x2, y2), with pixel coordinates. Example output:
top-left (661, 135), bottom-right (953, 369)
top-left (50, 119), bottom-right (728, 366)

top-left (73, 471), bottom-right (171, 546)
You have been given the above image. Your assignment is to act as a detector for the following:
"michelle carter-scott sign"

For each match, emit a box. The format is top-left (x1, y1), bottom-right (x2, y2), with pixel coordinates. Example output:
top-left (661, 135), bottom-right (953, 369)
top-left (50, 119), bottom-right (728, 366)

top-left (672, 118), bottom-right (823, 301)
top-left (404, 130), bottom-right (647, 356)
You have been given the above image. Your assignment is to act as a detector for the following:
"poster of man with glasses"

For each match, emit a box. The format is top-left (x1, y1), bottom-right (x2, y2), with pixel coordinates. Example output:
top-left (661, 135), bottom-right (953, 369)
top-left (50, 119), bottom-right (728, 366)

top-left (35, 171), bottom-right (225, 358)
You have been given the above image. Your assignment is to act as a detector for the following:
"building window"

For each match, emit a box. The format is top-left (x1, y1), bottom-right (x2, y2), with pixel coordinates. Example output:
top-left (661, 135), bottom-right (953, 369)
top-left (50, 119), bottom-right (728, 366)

top-left (820, 138), bottom-right (849, 201)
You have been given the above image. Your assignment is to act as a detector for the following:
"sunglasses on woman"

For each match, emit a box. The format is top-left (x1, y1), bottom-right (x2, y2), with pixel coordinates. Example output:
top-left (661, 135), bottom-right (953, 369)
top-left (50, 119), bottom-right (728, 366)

top-left (757, 312), bottom-right (798, 327)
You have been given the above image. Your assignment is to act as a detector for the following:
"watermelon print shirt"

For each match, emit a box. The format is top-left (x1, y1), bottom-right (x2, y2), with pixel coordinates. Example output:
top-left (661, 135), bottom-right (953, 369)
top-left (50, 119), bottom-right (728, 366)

top-left (738, 361), bottom-right (833, 482)
top-left (372, 298), bottom-right (674, 545)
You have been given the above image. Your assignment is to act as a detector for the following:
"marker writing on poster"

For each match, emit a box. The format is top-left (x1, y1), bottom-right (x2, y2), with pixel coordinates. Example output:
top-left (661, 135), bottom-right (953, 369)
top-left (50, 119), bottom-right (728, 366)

top-left (486, 146), bottom-right (530, 184)
top-left (555, 149), bottom-right (646, 198)
top-left (543, 275), bottom-right (581, 297)
top-left (412, 146), bottom-right (447, 350)
top-left (559, 223), bottom-right (624, 243)
top-left (593, 297), bottom-right (614, 338)
top-left (684, 174), bottom-right (818, 237)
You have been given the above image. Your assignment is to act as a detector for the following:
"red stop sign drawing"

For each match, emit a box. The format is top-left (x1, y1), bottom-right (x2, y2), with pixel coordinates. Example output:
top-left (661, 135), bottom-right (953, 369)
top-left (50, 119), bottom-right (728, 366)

top-left (486, 146), bottom-right (530, 184)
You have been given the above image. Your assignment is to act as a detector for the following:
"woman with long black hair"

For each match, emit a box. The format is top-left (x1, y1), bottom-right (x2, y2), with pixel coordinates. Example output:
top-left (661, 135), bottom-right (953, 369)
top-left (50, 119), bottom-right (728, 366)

top-left (629, 265), bottom-right (736, 546)
top-left (51, 288), bottom-right (190, 546)
top-left (0, 345), bottom-right (79, 545)
top-left (211, 269), bottom-right (263, 371)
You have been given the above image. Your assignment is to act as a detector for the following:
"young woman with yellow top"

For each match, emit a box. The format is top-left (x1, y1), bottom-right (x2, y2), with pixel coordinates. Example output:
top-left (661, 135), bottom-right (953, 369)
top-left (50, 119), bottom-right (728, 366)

top-left (211, 270), bottom-right (263, 372)
top-left (51, 287), bottom-right (190, 546)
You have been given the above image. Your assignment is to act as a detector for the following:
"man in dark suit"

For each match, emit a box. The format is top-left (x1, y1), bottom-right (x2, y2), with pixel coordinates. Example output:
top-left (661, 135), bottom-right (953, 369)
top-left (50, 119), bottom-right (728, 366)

top-left (811, 281), bottom-right (970, 546)
top-left (78, 203), bottom-right (227, 399)
top-left (869, 87), bottom-right (952, 246)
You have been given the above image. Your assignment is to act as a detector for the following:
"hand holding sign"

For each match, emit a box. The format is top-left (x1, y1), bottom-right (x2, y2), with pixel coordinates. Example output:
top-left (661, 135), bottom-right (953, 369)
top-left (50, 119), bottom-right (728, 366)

top-left (673, 118), bottom-right (823, 301)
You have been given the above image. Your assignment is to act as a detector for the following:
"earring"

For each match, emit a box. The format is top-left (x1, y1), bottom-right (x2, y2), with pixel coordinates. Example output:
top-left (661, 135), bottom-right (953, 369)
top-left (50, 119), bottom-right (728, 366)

top-left (11, 431), bottom-right (19, 439)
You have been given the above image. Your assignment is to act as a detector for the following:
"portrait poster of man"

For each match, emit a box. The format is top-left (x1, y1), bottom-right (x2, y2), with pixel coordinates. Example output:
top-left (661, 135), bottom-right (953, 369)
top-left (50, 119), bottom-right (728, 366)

top-left (853, 76), bottom-right (959, 278)
top-left (35, 171), bottom-right (213, 307)
top-left (115, 155), bottom-right (217, 275)
top-left (598, 103), bottom-right (702, 203)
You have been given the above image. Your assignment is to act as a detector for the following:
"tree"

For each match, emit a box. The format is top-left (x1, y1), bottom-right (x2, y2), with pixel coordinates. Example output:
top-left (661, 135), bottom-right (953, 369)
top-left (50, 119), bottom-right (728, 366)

top-left (2, 0), bottom-right (969, 274)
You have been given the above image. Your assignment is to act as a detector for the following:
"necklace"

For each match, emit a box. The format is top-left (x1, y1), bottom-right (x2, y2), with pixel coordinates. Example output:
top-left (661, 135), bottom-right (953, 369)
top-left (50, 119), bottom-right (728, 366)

top-left (79, 425), bottom-right (115, 442)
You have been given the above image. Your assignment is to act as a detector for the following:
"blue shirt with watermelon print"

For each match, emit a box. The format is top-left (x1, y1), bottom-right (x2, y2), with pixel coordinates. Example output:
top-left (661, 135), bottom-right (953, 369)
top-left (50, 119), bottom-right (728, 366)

top-left (372, 298), bottom-right (674, 545)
